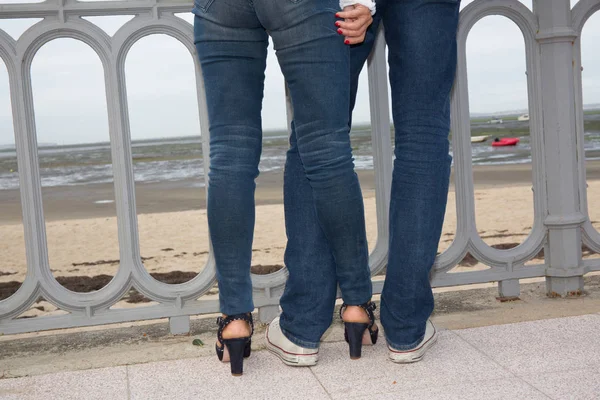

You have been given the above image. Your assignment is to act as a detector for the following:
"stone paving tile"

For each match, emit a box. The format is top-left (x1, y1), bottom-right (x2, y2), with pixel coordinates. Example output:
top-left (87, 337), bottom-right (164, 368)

top-left (521, 368), bottom-right (600, 400)
top-left (128, 348), bottom-right (330, 400)
top-left (0, 367), bottom-right (128, 400)
top-left (455, 315), bottom-right (600, 375)
top-left (346, 378), bottom-right (550, 400)
top-left (309, 331), bottom-right (510, 399)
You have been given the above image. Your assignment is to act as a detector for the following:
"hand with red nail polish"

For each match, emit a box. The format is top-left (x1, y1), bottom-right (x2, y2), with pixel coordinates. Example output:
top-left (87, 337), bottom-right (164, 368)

top-left (336, 4), bottom-right (373, 45)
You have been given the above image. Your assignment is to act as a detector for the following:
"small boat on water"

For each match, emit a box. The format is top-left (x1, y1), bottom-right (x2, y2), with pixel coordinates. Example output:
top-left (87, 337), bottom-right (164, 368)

top-left (492, 137), bottom-right (520, 147)
top-left (471, 135), bottom-right (489, 143)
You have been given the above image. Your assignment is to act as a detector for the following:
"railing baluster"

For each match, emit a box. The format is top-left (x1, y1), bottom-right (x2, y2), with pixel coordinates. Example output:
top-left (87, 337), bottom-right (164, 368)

top-left (535, 0), bottom-right (586, 297)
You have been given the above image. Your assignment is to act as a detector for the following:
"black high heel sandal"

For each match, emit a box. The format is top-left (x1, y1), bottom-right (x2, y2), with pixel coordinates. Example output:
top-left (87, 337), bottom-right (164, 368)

top-left (341, 302), bottom-right (378, 360)
top-left (215, 313), bottom-right (254, 376)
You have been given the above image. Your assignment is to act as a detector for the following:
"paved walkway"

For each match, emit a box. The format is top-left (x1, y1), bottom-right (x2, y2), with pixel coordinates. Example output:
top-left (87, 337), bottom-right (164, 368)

top-left (1, 314), bottom-right (600, 399)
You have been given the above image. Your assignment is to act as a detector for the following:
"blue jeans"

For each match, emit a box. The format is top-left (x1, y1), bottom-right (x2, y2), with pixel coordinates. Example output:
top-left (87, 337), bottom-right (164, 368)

top-left (193, 0), bottom-right (372, 328)
top-left (282, 0), bottom-right (460, 350)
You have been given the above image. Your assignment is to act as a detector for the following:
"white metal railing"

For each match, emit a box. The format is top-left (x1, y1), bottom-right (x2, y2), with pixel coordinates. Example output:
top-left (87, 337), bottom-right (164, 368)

top-left (0, 0), bottom-right (599, 335)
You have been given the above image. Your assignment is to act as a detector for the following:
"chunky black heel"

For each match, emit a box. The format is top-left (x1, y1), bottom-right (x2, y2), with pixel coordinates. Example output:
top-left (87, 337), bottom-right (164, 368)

top-left (224, 338), bottom-right (248, 376)
top-left (345, 322), bottom-right (369, 359)
top-left (215, 313), bottom-right (254, 376)
top-left (341, 302), bottom-right (378, 360)
top-left (243, 339), bottom-right (252, 358)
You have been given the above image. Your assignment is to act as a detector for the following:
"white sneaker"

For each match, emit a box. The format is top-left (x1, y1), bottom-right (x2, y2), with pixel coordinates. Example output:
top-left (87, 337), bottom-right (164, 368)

top-left (265, 316), bottom-right (319, 367)
top-left (388, 320), bottom-right (438, 363)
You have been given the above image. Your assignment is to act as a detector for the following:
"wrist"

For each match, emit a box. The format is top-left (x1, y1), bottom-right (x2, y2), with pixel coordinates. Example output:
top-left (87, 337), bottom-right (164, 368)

top-left (339, 0), bottom-right (376, 15)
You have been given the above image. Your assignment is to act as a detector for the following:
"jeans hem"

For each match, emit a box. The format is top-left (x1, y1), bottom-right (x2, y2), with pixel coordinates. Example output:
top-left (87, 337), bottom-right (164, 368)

top-left (386, 334), bottom-right (425, 351)
top-left (340, 294), bottom-right (372, 307)
top-left (219, 305), bottom-right (254, 317)
top-left (281, 327), bottom-right (320, 349)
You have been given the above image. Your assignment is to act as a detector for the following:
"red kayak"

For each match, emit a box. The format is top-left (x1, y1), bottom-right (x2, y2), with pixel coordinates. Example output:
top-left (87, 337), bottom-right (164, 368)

top-left (492, 138), bottom-right (520, 147)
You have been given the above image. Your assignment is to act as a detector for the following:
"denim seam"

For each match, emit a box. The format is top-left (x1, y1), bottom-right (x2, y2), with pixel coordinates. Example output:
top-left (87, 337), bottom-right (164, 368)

top-left (267, 8), bottom-right (340, 33)
top-left (281, 327), bottom-right (320, 349)
top-left (195, 0), bottom-right (216, 13)
top-left (341, 293), bottom-right (373, 307)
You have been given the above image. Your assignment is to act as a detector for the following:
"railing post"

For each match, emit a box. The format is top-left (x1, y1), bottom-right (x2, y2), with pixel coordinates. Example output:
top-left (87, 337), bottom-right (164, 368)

top-left (258, 305), bottom-right (280, 324)
top-left (498, 279), bottom-right (520, 300)
top-left (535, 0), bottom-right (585, 297)
top-left (169, 315), bottom-right (191, 335)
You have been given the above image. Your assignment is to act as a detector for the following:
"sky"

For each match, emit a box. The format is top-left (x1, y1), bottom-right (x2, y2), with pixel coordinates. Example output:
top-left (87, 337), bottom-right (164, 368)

top-left (0, 0), bottom-right (599, 145)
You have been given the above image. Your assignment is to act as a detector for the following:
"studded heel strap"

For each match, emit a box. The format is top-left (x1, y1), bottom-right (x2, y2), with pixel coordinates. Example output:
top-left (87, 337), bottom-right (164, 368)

top-left (216, 313), bottom-right (254, 344)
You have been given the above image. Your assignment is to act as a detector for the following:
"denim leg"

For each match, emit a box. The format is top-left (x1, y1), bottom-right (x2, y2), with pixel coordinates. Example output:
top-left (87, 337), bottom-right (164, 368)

top-left (259, 0), bottom-right (372, 307)
top-left (193, 3), bottom-right (269, 315)
top-left (279, 123), bottom-right (338, 348)
top-left (279, 15), bottom-right (381, 347)
top-left (380, 0), bottom-right (460, 349)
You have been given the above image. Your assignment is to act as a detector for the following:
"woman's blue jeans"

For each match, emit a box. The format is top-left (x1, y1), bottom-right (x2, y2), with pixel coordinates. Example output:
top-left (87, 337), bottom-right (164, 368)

top-left (281, 0), bottom-right (460, 350)
top-left (193, 0), bottom-right (372, 346)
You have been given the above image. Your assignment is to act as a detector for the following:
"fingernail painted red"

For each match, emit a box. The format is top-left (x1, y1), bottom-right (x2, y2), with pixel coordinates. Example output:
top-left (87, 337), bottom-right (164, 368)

top-left (337, 29), bottom-right (343, 34)
top-left (335, 13), bottom-right (340, 17)
top-left (345, 40), bottom-right (350, 45)
top-left (335, 22), bottom-right (341, 27)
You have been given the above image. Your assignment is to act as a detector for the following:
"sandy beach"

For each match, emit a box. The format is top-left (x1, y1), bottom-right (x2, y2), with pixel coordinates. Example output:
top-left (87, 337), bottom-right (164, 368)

top-left (2, 163), bottom-right (600, 317)
top-left (3, 162), bottom-right (600, 223)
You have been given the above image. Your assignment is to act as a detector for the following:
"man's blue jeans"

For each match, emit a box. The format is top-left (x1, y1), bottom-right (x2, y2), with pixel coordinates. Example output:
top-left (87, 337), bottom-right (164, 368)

top-left (281, 0), bottom-right (460, 350)
top-left (193, 0), bottom-right (372, 344)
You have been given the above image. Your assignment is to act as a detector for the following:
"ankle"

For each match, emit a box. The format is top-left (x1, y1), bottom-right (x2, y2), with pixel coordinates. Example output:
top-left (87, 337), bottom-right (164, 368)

top-left (342, 306), bottom-right (370, 324)
top-left (221, 317), bottom-right (252, 340)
